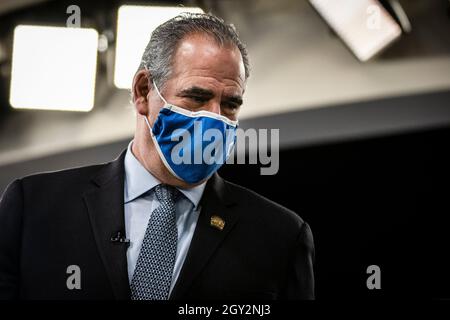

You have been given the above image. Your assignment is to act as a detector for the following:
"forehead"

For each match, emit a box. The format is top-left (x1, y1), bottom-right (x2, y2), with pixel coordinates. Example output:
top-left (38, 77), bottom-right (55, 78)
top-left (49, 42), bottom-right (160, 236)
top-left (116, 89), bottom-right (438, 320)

top-left (169, 34), bottom-right (246, 90)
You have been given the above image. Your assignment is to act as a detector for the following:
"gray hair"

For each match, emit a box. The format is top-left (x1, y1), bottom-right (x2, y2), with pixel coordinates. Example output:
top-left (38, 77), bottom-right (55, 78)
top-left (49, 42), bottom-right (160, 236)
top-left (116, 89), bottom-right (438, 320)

top-left (136, 12), bottom-right (250, 89)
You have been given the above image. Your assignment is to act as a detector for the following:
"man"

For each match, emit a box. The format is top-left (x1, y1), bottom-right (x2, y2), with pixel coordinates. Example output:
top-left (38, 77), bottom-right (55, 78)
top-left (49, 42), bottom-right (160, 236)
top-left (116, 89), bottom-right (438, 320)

top-left (0, 13), bottom-right (314, 300)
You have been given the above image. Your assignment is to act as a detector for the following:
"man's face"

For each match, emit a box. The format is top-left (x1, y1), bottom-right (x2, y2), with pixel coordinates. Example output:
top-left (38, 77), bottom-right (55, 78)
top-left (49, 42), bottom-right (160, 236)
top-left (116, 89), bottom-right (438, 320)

top-left (147, 33), bottom-right (246, 126)
top-left (133, 33), bottom-right (246, 187)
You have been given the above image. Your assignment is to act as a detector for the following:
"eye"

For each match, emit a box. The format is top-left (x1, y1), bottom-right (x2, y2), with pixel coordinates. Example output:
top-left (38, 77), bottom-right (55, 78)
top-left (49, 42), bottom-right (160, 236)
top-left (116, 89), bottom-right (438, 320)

top-left (222, 102), bottom-right (239, 112)
top-left (188, 96), bottom-right (207, 103)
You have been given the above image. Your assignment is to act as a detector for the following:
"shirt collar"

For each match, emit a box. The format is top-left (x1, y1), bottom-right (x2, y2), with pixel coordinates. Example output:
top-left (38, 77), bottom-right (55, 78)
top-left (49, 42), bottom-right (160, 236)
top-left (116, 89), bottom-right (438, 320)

top-left (124, 141), bottom-right (206, 209)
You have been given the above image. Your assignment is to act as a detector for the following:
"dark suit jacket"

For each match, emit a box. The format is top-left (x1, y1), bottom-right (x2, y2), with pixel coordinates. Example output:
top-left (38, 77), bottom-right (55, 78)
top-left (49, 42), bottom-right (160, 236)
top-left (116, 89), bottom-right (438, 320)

top-left (0, 150), bottom-right (314, 300)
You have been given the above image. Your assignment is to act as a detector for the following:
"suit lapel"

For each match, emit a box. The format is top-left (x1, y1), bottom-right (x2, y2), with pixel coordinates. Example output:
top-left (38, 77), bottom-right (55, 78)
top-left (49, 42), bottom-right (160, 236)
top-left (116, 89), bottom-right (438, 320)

top-left (83, 150), bottom-right (131, 300)
top-left (169, 173), bottom-right (239, 300)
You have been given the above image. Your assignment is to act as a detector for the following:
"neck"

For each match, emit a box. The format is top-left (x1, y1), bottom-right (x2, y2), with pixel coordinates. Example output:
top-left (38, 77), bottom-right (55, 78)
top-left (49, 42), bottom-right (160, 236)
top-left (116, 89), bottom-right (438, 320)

top-left (131, 135), bottom-right (204, 189)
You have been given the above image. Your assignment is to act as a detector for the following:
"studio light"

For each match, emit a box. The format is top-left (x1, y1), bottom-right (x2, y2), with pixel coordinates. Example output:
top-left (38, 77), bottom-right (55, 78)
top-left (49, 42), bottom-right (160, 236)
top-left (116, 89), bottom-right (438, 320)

top-left (309, 0), bottom-right (402, 61)
top-left (10, 25), bottom-right (98, 112)
top-left (114, 5), bottom-right (204, 89)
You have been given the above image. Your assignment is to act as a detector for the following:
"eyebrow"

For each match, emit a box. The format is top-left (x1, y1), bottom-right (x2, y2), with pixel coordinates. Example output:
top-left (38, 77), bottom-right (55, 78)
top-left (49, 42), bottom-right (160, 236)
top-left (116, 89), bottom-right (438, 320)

top-left (179, 86), bottom-right (214, 98)
top-left (178, 86), bottom-right (243, 106)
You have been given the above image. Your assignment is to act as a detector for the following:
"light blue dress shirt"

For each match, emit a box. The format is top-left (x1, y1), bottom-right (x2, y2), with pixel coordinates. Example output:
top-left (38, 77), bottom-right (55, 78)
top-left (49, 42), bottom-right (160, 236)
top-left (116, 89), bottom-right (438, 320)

top-left (123, 141), bottom-right (206, 296)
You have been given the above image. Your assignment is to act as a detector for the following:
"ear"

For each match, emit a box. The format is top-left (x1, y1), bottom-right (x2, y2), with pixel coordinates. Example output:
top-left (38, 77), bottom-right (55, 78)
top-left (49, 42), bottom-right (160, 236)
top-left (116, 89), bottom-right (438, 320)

top-left (132, 69), bottom-right (151, 116)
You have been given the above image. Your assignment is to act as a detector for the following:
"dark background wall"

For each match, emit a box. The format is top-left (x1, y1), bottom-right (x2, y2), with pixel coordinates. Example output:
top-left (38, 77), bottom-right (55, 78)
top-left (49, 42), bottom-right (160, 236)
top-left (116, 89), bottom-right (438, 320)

top-left (220, 125), bottom-right (450, 299)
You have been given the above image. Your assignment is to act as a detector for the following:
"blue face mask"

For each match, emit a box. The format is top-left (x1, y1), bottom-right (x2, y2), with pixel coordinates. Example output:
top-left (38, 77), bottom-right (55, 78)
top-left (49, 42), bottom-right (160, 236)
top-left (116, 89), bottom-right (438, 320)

top-left (144, 80), bottom-right (238, 184)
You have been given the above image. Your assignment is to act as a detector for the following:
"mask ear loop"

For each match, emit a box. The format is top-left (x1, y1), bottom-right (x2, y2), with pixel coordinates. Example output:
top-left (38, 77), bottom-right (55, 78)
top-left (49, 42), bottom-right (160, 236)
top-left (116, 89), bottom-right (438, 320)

top-left (140, 65), bottom-right (154, 134)
top-left (142, 65), bottom-right (167, 131)
top-left (143, 116), bottom-right (152, 132)
top-left (142, 64), bottom-right (168, 104)
top-left (151, 79), bottom-right (168, 105)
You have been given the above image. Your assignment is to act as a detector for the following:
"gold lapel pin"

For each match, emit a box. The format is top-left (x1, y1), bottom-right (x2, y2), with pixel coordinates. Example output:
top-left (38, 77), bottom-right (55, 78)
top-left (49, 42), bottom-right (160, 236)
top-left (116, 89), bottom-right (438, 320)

top-left (210, 215), bottom-right (225, 231)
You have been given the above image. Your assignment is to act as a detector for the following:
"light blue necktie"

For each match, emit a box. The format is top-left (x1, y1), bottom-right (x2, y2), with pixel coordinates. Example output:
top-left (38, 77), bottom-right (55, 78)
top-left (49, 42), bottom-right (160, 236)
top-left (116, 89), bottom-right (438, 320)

top-left (130, 184), bottom-right (178, 300)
